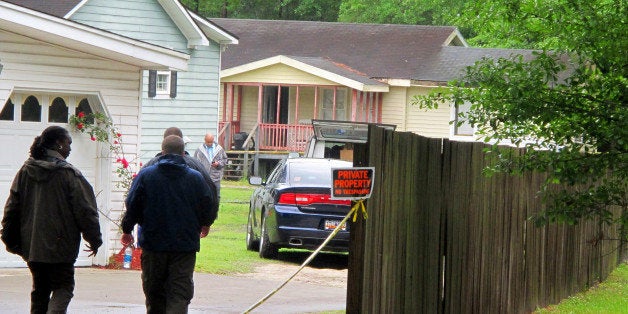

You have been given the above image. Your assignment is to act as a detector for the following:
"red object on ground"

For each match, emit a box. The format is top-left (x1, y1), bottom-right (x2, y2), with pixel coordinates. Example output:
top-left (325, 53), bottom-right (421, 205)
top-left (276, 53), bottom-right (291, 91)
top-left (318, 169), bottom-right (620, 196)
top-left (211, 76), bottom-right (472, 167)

top-left (111, 247), bottom-right (142, 270)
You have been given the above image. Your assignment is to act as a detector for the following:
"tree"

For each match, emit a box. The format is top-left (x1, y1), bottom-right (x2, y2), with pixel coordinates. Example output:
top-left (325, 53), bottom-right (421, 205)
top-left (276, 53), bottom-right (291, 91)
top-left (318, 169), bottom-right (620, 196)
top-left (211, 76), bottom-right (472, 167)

top-left (180, 0), bottom-right (341, 21)
top-left (414, 0), bottom-right (627, 239)
top-left (338, 0), bottom-right (465, 25)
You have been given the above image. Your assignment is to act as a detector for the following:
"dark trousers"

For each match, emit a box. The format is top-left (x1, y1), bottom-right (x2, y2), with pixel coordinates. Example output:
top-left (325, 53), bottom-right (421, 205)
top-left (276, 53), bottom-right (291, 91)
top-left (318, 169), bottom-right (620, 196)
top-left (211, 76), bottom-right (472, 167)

top-left (141, 250), bottom-right (196, 314)
top-left (27, 262), bottom-right (75, 314)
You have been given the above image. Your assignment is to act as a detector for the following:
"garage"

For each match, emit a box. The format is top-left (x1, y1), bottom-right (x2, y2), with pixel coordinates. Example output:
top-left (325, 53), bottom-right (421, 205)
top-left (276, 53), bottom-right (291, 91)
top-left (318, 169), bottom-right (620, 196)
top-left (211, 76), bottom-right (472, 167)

top-left (0, 92), bottom-right (103, 267)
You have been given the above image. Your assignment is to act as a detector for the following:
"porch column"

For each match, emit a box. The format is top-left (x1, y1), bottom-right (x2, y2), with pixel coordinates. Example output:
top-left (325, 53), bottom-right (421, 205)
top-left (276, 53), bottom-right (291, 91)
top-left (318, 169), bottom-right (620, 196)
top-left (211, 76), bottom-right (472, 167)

top-left (257, 84), bottom-right (263, 123)
top-left (351, 89), bottom-right (358, 122)
top-left (295, 86), bottom-right (300, 123)
top-left (227, 83), bottom-right (234, 123)
top-left (313, 87), bottom-right (318, 119)
top-left (377, 92), bottom-right (383, 123)
top-left (237, 86), bottom-right (243, 127)
top-left (222, 83), bottom-right (228, 122)
top-left (276, 84), bottom-right (281, 124)
top-left (332, 86), bottom-right (337, 120)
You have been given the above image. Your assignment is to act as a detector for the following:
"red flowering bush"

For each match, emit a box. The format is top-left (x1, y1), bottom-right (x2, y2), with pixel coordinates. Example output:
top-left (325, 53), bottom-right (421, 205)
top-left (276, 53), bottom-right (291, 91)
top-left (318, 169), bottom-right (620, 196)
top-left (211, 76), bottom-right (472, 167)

top-left (69, 112), bottom-right (138, 192)
top-left (69, 112), bottom-right (142, 269)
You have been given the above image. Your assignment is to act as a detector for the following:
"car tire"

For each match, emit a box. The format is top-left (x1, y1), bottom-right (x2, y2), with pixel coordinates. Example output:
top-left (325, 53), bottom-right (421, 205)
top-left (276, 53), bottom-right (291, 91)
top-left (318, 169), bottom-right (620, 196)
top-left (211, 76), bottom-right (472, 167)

top-left (246, 211), bottom-right (259, 251)
top-left (259, 214), bottom-right (278, 259)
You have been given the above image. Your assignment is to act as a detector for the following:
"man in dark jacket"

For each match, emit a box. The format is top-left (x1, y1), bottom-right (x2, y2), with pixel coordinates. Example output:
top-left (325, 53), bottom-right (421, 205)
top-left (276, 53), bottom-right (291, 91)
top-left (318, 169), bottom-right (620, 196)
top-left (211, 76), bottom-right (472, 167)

top-left (144, 127), bottom-right (219, 214)
top-left (121, 135), bottom-right (217, 313)
top-left (2, 126), bottom-right (102, 313)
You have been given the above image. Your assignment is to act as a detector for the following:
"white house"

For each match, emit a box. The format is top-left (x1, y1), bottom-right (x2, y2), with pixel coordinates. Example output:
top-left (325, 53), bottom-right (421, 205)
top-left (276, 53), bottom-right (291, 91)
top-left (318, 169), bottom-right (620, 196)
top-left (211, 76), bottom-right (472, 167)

top-left (0, 1), bottom-right (198, 267)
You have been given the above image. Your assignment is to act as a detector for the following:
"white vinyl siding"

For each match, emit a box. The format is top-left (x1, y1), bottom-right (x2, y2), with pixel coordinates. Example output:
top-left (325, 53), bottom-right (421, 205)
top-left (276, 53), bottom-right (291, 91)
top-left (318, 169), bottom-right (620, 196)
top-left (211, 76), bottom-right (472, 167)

top-left (404, 86), bottom-right (451, 138)
top-left (380, 86), bottom-right (408, 131)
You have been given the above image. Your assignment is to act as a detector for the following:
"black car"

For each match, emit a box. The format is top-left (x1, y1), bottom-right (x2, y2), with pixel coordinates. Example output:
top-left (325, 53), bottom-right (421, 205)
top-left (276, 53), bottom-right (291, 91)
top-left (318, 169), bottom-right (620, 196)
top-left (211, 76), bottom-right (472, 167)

top-left (246, 157), bottom-right (353, 258)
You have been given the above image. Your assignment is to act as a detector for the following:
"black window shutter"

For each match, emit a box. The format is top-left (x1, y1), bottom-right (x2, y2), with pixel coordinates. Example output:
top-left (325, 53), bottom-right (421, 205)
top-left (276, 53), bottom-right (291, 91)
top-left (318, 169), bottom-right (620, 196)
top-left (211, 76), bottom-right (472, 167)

top-left (148, 70), bottom-right (156, 98)
top-left (170, 71), bottom-right (177, 98)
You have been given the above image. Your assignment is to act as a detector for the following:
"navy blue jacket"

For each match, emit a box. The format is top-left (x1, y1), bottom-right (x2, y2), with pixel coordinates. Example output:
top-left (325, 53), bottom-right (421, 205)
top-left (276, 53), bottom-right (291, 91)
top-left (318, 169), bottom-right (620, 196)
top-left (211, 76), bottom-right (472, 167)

top-left (122, 154), bottom-right (216, 252)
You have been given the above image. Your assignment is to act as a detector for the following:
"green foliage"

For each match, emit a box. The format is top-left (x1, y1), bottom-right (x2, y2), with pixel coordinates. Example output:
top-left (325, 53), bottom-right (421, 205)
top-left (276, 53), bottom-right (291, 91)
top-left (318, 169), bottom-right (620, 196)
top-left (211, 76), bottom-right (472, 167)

top-left (338, 0), bottom-right (465, 25)
top-left (414, 1), bottom-right (627, 234)
top-left (181, 0), bottom-right (341, 21)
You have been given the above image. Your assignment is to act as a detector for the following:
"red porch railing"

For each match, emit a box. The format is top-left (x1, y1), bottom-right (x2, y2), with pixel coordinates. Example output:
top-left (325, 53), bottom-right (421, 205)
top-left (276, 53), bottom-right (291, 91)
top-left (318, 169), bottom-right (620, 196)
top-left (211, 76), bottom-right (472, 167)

top-left (259, 123), bottom-right (313, 152)
top-left (218, 121), bottom-right (241, 150)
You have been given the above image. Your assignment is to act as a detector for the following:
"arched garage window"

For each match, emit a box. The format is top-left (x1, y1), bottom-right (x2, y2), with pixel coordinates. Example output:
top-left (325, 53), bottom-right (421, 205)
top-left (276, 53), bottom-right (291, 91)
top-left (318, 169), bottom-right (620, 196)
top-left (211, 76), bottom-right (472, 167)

top-left (0, 98), bottom-right (14, 120)
top-left (49, 97), bottom-right (68, 123)
top-left (21, 95), bottom-right (41, 122)
top-left (75, 98), bottom-right (94, 124)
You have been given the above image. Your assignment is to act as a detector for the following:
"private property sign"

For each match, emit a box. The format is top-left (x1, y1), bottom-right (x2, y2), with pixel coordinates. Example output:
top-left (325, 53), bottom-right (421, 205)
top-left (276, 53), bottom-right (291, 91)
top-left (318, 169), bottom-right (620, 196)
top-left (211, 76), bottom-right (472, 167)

top-left (331, 167), bottom-right (375, 200)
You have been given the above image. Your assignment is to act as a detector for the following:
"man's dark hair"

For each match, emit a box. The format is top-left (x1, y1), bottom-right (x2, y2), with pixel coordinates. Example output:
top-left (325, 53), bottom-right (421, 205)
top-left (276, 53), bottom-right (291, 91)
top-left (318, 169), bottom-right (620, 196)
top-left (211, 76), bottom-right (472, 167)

top-left (163, 127), bottom-right (183, 138)
top-left (162, 135), bottom-right (185, 155)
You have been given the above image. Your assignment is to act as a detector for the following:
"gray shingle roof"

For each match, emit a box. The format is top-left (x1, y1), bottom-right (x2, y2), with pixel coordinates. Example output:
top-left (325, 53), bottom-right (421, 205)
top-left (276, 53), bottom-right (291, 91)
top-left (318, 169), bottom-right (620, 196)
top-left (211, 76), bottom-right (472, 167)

top-left (3, 0), bottom-right (81, 17)
top-left (211, 18), bottom-right (535, 83)
top-left (285, 56), bottom-right (388, 87)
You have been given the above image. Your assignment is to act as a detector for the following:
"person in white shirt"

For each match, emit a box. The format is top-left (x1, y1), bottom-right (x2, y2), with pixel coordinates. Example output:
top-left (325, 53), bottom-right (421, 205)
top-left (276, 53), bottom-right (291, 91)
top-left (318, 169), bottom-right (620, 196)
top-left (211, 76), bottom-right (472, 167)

top-left (194, 132), bottom-right (228, 201)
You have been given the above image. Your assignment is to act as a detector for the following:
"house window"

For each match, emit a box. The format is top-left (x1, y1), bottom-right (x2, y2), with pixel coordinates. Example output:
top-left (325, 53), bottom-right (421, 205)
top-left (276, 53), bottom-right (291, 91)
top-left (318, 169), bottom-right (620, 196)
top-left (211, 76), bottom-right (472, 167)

top-left (75, 98), bottom-right (94, 124)
top-left (454, 101), bottom-right (474, 136)
top-left (320, 88), bottom-right (347, 120)
top-left (0, 98), bottom-right (14, 121)
top-left (148, 70), bottom-right (177, 98)
top-left (22, 95), bottom-right (41, 122)
top-left (49, 97), bottom-right (68, 123)
top-left (156, 71), bottom-right (170, 94)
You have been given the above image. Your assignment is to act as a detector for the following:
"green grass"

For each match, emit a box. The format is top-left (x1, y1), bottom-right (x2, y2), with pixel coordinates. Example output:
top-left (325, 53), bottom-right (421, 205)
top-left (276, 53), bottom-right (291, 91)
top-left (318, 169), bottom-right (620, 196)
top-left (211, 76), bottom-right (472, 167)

top-left (195, 182), bottom-right (279, 274)
top-left (536, 262), bottom-right (628, 313)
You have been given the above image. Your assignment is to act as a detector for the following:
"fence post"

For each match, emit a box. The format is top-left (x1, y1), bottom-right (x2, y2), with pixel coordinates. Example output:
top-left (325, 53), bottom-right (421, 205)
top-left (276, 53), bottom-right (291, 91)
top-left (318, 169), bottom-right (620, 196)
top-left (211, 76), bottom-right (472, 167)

top-left (346, 141), bottom-right (369, 313)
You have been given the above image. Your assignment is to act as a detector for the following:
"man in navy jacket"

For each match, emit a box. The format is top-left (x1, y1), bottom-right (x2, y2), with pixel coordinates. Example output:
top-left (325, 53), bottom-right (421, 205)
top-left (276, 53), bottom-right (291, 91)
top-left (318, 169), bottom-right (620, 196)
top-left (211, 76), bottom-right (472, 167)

top-left (121, 135), bottom-right (216, 313)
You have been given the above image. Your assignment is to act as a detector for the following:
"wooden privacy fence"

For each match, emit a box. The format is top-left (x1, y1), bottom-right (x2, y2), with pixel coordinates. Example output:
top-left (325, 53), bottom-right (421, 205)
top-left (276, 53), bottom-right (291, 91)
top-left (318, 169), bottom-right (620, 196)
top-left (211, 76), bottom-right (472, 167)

top-left (347, 127), bottom-right (624, 313)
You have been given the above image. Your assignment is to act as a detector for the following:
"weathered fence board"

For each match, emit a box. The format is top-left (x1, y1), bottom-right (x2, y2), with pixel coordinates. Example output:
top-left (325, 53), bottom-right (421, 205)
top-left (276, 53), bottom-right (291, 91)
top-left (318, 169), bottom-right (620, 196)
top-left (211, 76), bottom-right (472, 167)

top-left (347, 127), bottom-right (624, 313)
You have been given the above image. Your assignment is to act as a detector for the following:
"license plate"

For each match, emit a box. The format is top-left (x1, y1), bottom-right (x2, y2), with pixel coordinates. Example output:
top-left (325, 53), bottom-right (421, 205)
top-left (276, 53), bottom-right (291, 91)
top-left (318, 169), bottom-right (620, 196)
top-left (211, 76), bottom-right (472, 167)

top-left (324, 219), bottom-right (346, 231)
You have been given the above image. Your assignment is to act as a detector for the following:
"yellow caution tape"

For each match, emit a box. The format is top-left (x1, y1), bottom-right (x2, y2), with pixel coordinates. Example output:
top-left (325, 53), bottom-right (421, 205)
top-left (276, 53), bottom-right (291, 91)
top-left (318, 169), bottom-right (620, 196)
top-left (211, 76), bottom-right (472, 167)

top-left (352, 199), bottom-right (368, 222)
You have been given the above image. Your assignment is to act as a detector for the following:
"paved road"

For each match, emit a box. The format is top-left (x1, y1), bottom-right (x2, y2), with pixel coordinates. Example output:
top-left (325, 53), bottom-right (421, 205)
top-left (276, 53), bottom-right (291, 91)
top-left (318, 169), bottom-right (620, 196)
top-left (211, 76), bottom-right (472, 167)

top-left (0, 267), bottom-right (346, 313)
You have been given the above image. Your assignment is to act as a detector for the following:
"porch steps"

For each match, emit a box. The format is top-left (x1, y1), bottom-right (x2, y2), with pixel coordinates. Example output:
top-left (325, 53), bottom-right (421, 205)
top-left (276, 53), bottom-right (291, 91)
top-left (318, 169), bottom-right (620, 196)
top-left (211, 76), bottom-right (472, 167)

top-left (224, 151), bottom-right (251, 181)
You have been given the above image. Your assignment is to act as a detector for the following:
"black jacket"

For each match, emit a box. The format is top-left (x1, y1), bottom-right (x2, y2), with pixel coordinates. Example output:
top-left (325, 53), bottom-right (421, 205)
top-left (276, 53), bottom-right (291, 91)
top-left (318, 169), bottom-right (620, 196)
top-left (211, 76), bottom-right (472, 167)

top-left (122, 154), bottom-right (216, 252)
top-left (2, 150), bottom-right (102, 262)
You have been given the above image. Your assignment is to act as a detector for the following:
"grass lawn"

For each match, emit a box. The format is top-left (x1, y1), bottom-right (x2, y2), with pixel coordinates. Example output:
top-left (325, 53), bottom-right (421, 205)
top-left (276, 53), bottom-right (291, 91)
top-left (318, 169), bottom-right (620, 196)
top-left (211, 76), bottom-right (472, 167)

top-left (195, 181), bottom-right (279, 274)
top-left (536, 262), bottom-right (628, 313)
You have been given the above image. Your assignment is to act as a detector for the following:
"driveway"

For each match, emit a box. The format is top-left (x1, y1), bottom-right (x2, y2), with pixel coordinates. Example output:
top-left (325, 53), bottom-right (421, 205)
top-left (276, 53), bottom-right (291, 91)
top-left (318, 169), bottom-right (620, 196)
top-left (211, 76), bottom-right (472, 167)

top-left (0, 266), bottom-right (347, 313)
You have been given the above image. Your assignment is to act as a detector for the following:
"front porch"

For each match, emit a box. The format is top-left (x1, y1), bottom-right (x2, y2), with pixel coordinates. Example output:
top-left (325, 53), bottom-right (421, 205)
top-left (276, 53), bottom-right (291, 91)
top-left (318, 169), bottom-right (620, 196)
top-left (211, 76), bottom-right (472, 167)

top-left (218, 82), bottom-right (384, 178)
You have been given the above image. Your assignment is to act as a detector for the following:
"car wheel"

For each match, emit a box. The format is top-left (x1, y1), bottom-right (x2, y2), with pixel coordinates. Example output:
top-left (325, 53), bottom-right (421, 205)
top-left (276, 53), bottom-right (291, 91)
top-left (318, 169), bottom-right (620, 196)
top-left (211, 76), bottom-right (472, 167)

top-left (246, 211), bottom-right (259, 251)
top-left (259, 213), bottom-right (278, 259)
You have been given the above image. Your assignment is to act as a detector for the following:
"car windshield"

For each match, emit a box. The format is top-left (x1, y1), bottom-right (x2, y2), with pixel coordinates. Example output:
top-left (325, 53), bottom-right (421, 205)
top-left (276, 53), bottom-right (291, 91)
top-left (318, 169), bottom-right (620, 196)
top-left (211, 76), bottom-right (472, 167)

top-left (289, 163), bottom-right (332, 186)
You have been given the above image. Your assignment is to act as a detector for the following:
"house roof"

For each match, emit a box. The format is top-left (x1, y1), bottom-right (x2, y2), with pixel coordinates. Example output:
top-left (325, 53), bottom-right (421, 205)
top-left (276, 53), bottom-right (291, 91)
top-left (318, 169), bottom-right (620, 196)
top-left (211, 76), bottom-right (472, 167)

top-left (211, 18), bottom-right (535, 84)
top-left (2, 0), bottom-right (79, 18)
top-left (0, 1), bottom-right (190, 70)
top-left (3, 0), bottom-right (237, 46)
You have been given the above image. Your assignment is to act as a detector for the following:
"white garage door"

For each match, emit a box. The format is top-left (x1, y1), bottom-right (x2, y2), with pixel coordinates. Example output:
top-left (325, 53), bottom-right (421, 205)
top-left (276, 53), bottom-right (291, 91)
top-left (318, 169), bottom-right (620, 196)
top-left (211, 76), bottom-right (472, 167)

top-left (0, 93), bottom-right (100, 268)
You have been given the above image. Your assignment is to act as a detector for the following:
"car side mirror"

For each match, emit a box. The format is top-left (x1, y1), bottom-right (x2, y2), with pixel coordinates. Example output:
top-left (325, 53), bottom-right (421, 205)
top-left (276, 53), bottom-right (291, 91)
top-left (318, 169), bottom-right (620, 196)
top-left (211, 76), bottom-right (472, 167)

top-left (249, 176), bottom-right (263, 186)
